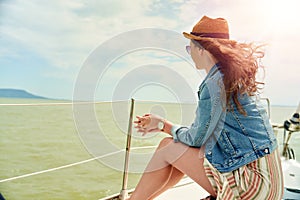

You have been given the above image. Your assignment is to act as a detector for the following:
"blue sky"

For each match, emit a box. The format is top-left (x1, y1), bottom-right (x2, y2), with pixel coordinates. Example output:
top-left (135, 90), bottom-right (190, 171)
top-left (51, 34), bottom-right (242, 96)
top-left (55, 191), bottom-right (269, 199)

top-left (1, 0), bottom-right (299, 106)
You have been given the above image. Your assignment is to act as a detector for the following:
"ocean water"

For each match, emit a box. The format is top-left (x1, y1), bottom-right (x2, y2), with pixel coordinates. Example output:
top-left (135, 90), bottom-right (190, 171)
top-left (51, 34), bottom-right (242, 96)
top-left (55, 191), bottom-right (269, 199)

top-left (0, 98), bottom-right (298, 200)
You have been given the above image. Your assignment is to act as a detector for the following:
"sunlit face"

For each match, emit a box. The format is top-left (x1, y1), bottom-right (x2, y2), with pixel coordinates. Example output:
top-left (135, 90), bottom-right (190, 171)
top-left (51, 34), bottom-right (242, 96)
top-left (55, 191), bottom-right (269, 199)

top-left (189, 40), bottom-right (204, 70)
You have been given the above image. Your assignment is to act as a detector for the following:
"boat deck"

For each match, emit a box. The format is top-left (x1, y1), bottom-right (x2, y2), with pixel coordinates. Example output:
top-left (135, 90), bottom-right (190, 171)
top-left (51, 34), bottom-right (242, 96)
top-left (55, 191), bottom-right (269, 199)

top-left (99, 176), bottom-right (209, 200)
top-left (156, 177), bottom-right (209, 200)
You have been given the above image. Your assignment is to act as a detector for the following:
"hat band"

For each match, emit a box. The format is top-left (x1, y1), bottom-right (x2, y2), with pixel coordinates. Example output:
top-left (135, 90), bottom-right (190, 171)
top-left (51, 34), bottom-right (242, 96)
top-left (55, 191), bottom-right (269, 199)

top-left (191, 32), bottom-right (229, 39)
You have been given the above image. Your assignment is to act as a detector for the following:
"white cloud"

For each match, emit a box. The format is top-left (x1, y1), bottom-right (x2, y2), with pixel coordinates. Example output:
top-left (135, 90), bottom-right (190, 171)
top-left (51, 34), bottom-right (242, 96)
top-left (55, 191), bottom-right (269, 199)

top-left (94, 49), bottom-right (204, 101)
top-left (1, 0), bottom-right (299, 105)
top-left (1, 0), bottom-right (182, 70)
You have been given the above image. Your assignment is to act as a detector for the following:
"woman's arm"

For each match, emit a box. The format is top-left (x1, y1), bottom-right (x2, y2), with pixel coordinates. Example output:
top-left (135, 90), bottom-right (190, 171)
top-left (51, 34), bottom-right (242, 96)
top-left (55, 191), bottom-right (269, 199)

top-left (134, 72), bottom-right (225, 147)
top-left (134, 114), bottom-right (173, 136)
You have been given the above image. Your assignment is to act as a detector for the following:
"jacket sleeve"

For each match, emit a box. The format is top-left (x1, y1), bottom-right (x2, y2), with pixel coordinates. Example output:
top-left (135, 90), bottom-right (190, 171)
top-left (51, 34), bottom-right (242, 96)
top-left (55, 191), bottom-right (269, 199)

top-left (171, 74), bottom-right (225, 147)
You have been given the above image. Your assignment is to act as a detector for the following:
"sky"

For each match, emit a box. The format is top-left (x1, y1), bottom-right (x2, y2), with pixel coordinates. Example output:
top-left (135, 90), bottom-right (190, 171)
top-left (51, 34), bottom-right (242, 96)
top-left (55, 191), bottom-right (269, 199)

top-left (1, 0), bottom-right (299, 106)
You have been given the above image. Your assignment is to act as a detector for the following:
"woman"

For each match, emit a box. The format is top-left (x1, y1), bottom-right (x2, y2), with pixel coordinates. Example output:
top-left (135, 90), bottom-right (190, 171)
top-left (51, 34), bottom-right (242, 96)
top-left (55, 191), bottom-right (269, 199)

top-left (130, 16), bottom-right (283, 200)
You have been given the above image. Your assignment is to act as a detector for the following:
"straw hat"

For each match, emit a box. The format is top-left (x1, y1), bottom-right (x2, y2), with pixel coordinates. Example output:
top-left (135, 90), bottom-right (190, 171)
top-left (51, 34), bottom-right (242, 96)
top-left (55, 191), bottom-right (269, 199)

top-left (183, 16), bottom-right (229, 40)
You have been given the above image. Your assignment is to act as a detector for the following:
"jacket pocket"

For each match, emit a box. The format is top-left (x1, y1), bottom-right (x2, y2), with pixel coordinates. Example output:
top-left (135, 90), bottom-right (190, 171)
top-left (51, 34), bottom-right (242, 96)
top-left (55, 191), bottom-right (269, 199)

top-left (218, 129), bottom-right (237, 157)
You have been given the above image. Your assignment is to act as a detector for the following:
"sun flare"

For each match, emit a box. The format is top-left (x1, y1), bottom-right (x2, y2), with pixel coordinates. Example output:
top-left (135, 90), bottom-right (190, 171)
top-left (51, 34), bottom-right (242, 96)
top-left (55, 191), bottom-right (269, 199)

top-left (263, 0), bottom-right (300, 31)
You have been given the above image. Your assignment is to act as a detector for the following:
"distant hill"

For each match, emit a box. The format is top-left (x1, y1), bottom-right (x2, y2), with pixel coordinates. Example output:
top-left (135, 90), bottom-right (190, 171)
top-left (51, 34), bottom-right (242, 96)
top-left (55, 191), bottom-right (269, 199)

top-left (0, 89), bottom-right (49, 99)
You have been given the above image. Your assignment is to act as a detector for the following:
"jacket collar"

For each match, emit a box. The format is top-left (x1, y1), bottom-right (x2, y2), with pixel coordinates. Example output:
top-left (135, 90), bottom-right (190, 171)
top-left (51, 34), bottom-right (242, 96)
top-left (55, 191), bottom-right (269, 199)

top-left (199, 63), bottom-right (220, 92)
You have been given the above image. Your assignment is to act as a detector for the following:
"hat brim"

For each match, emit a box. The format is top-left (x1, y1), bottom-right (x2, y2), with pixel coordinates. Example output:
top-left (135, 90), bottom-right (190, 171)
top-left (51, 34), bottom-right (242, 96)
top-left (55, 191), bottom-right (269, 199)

top-left (183, 32), bottom-right (204, 40)
top-left (183, 32), bottom-right (231, 41)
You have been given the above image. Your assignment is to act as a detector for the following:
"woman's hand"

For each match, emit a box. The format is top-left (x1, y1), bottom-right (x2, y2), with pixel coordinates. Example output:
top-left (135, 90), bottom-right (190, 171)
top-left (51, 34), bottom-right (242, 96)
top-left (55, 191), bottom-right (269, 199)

top-left (134, 114), bottom-right (164, 136)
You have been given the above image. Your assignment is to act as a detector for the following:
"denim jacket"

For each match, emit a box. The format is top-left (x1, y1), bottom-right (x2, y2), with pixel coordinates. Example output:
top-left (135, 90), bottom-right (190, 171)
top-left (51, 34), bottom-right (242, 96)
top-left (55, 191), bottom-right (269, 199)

top-left (171, 64), bottom-right (277, 173)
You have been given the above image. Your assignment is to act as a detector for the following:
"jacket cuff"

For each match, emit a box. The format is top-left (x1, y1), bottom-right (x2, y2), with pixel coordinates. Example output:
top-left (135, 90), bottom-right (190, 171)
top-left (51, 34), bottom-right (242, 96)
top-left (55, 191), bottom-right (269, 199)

top-left (171, 124), bottom-right (182, 142)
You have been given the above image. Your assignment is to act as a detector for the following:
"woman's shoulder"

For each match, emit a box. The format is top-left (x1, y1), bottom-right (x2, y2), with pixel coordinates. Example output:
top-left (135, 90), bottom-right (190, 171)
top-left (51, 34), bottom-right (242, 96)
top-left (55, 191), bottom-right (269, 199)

top-left (205, 70), bottom-right (224, 94)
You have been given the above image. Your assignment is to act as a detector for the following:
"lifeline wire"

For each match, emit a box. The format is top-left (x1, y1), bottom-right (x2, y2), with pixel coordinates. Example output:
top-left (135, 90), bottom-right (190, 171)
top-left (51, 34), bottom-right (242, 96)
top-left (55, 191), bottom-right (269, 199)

top-left (0, 146), bottom-right (156, 183)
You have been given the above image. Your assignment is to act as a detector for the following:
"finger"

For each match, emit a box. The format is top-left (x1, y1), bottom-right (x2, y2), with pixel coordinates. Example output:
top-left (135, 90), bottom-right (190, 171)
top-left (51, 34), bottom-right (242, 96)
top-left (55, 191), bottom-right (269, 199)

top-left (136, 126), bottom-right (145, 130)
top-left (136, 128), bottom-right (143, 133)
top-left (134, 124), bottom-right (144, 128)
top-left (138, 128), bottom-right (147, 134)
top-left (136, 127), bottom-right (147, 134)
top-left (148, 128), bottom-right (160, 133)
top-left (136, 116), bottom-right (143, 120)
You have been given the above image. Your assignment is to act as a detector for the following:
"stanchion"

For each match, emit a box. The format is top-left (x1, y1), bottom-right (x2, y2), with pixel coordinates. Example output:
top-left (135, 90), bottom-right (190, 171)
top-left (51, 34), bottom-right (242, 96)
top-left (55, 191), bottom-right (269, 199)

top-left (119, 99), bottom-right (135, 200)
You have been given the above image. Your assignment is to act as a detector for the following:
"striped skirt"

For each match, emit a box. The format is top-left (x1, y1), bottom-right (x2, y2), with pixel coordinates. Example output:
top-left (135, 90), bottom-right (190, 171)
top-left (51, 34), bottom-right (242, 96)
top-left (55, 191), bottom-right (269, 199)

top-left (204, 149), bottom-right (284, 200)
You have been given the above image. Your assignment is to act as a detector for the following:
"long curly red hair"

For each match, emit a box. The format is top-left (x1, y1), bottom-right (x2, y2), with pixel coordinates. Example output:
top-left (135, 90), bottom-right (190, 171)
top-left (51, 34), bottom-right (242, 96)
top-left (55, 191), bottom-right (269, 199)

top-left (195, 38), bottom-right (265, 115)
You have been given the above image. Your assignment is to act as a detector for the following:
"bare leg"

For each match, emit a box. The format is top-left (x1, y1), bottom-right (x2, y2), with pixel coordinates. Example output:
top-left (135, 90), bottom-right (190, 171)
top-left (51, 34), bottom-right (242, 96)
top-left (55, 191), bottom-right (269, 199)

top-left (148, 166), bottom-right (184, 199)
top-left (129, 138), bottom-right (216, 200)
